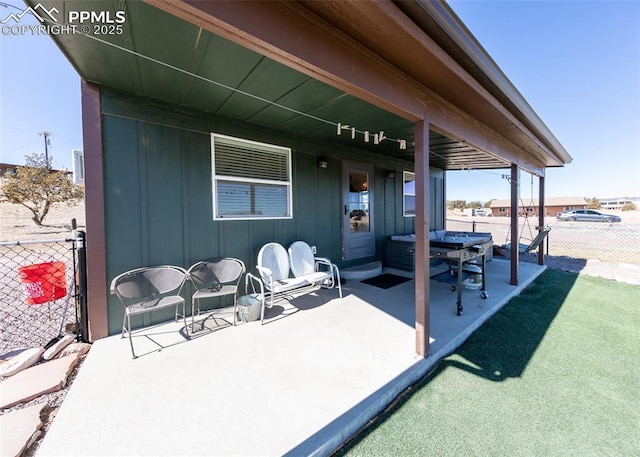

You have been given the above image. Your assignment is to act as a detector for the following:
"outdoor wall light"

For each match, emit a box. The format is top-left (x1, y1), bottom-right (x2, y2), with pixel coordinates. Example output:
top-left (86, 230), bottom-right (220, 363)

top-left (317, 158), bottom-right (328, 169)
top-left (386, 170), bottom-right (396, 178)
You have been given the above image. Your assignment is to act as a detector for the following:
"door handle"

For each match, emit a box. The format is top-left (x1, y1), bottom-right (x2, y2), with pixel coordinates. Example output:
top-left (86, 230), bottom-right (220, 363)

top-left (344, 205), bottom-right (348, 215)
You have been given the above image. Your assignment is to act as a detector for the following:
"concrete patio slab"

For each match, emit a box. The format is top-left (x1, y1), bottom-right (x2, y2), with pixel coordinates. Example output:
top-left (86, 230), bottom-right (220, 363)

top-left (36, 259), bottom-right (544, 456)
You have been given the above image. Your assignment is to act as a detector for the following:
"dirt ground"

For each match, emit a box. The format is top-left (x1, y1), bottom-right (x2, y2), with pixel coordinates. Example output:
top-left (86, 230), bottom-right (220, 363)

top-left (0, 201), bottom-right (86, 243)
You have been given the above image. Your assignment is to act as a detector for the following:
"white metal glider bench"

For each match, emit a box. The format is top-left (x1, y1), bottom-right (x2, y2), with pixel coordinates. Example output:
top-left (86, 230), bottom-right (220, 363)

top-left (245, 241), bottom-right (342, 324)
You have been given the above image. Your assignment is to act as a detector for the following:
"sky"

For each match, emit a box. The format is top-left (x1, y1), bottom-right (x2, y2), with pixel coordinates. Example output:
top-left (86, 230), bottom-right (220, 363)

top-left (1, 0), bottom-right (639, 203)
top-left (446, 0), bottom-right (640, 202)
top-left (1, 2), bottom-right (82, 172)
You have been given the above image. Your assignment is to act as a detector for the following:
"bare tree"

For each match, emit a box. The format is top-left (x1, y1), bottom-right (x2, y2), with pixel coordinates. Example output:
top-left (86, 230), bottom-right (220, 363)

top-left (1, 153), bottom-right (84, 226)
top-left (585, 197), bottom-right (601, 209)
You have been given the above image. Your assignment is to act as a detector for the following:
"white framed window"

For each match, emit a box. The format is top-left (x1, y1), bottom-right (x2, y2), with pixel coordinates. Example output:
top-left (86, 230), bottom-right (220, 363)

top-left (211, 133), bottom-right (293, 220)
top-left (403, 171), bottom-right (415, 217)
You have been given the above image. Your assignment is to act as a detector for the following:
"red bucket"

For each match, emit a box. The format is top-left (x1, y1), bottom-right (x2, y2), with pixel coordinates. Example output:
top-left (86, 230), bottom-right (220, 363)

top-left (18, 262), bottom-right (67, 305)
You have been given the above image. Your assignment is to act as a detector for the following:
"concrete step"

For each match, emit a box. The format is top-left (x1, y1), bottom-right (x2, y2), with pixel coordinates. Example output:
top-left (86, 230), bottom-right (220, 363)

top-left (341, 261), bottom-right (383, 281)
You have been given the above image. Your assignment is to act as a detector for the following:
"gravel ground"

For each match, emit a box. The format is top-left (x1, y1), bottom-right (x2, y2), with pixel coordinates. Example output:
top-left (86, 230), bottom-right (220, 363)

top-left (545, 256), bottom-right (639, 283)
top-left (494, 249), bottom-right (640, 286)
top-left (1, 202), bottom-right (89, 455)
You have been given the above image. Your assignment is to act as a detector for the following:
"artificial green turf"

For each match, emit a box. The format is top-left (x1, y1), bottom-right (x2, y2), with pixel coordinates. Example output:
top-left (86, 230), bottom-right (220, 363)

top-left (336, 270), bottom-right (640, 457)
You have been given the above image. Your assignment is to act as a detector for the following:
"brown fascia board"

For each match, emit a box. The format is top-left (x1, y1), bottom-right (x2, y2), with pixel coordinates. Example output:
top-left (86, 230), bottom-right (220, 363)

top-left (295, 0), bottom-right (571, 169)
top-left (146, 0), bottom-right (565, 169)
top-left (398, 0), bottom-right (572, 166)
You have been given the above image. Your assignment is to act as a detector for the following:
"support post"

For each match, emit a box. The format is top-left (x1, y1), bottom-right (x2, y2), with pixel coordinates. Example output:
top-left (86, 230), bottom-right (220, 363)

top-left (538, 175), bottom-right (546, 266)
top-left (75, 231), bottom-right (89, 342)
top-left (510, 164), bottom-right (519, 285)
top-left (414, 119), bottom-right (430, 358)
top-left (81, 81), bottom-right (108, 340)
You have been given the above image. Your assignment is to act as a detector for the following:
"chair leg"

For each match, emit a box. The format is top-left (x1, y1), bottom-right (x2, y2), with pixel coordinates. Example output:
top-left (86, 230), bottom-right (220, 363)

top-left (127, 314), bottom-right (136, 359)
top-left (334, 265), bottom-right (343, 298)
top-left (260, 296), bottom-right (266, 325)
top-left (121, 312), bottom-right (127, 339)
top-left (191, 297), bottom-right (196, 331)
top-left (181, 305), bottom-right (188, 337)
top-left (233, 294), bottom-right (237, 326)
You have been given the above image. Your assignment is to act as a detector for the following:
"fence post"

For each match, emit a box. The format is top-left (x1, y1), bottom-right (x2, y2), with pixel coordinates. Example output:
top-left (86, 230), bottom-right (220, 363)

top-left (472, 220), bottom-right (476, 232)
top-left (546, 230), bottom-right (550, 256)
top-left (76, 230), bottom-right (90, 343)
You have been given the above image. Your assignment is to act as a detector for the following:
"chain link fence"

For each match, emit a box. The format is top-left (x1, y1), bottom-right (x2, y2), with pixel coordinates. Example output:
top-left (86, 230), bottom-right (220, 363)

top-left (447, 217), bottom-right (640, 266)
top-left (0, 236), bottom-right (85, 353)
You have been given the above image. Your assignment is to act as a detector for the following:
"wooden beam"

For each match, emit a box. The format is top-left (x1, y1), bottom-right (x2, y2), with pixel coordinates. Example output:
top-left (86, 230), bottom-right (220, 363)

top-left (81, 81), bottom-right (109, 340)
top-left (414, 119), bottom-right (430, 357)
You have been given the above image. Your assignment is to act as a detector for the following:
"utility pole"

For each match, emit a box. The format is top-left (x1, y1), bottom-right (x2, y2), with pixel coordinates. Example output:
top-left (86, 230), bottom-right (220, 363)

top-left (39, 131), bottom-right (52, 167)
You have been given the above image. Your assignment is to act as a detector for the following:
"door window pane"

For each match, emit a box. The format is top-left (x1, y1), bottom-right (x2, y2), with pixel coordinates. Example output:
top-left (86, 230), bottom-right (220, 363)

top-left (348, 171), bottom-right (369, 232)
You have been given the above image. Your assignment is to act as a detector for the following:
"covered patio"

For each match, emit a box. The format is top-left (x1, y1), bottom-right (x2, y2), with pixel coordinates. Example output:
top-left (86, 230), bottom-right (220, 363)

top-left (38, 260), bottom-right (545, 456)
top-left (26, 0), bottom-right (571, 361)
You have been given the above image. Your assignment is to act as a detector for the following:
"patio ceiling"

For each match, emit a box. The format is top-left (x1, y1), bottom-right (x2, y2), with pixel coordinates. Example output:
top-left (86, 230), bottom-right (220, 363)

top-left (40, 0), bottom-right (514, 170)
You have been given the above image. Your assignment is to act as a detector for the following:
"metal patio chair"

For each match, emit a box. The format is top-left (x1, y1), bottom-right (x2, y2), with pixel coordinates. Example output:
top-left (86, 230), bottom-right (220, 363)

top-left (110, 265), bottom-right (189, 358)
top-left (187, 258), bottom-right (246, 330)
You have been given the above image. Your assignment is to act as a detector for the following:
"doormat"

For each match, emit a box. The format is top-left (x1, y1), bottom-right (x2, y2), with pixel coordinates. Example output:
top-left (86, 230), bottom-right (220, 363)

top-left (361, 273), bottom-right (411, 289)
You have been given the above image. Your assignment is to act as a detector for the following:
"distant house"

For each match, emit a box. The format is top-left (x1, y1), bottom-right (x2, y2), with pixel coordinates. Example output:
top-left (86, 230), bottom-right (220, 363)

top-left (0, 164), bottom-right (18, 198)
top-left (600, 197), bottom-right (639, 210)
top-left (71, 149), bottom-right (85, 186)
top-left (489, 196), bottom-right (587, 217)
top-left (0, 162), bottom-right (72, 187)
top-left (0, 163), bottom-right (18, 181)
